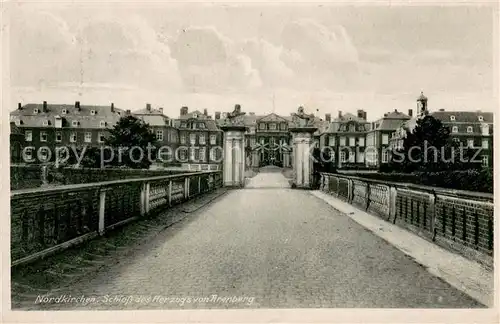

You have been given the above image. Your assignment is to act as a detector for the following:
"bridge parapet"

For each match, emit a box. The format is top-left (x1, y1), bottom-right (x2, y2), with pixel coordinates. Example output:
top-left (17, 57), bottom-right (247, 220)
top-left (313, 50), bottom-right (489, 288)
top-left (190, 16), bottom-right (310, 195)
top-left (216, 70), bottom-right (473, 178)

top-left (320, 173), bottom-right (494, 268)
top-left (11, 171), bottom-right (223, 267)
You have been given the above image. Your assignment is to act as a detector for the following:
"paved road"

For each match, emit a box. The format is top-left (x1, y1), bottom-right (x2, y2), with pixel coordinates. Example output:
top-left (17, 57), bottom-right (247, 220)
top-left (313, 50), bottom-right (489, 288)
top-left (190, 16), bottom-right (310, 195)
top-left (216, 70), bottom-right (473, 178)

top-left (22, 168), bottom-right (482, 309)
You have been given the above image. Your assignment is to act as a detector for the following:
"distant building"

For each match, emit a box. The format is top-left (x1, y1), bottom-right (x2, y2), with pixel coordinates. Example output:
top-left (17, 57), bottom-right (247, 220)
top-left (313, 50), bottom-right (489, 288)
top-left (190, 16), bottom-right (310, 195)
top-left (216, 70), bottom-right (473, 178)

top-left (10, 101), bottom-right (125, 164)
top-left (133, 103), bottom-right (179, 165)
top-left (389, 92), bottom-right (494, 168)
top-left (174, 106), bottom-right (223, 171)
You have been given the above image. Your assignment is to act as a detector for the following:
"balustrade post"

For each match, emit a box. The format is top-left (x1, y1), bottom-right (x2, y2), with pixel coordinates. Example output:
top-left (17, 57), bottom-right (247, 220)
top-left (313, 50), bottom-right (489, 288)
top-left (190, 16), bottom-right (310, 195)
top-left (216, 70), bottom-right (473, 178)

top-left (168, 180), bottom-right (173, 206)
top-left (198, 176), bottom-right (202, 194)
top-left (429, 190), bottom-right (437, 240)
top-left (98, 188), bottom-right (107, 236)
top-left (184, 177), bottom-right (190, 200)
top-left (389, 186), bottom-right (397, 221)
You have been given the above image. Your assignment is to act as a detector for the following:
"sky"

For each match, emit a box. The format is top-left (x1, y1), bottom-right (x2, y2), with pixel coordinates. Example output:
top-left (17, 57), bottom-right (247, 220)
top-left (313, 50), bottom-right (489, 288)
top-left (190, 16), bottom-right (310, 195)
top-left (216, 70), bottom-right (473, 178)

top-left (7, 2), bottom-right (497, 120)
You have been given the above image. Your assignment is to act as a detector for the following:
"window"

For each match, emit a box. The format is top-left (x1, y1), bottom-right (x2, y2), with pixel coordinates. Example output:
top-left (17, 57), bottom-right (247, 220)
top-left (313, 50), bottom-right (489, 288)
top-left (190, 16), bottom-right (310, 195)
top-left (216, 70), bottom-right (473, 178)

top-left (340, 151), bottom-right (346, 162)
top-left (453, 138), bottom-right (460, 143)
top-left (72, 120), bottom-right (78, 127)
top-left (467, 126), bottom-right (473, 133)
top-left (349, 137), bottom-right (355, 146)
top-left (198, 123), bottom-right (205, 129)
top-left (349, 151), bottom-right (355, 163)
top-left (482, 124), bottom-right (489, 135)
top-left (269, 123), bottom-right (276, 130)
top-left (210, 134), bottom-right (216, 145)
top-left (180, 134), bottom-right (186, 144)
top-left (482, 139), bottom-right (489, 149)
top-left (451, 126), bottom-right (458, 133)
top-left (259, 123), bottom-right (266, 130)
top-left (70, 132), bottom-right (77, 143)
top-left (23, 147), bottom-right (34, 161)
top-left (339, 137), bottom-right (346, 146)
top-left (33, 108), bottom-right (39, 114)
top-left (84, 132), bottom-right (92, 143)
top-left (40, 131), bottom-right (47, 142)
top-left (42, 120), bottom-right (49, 126)
top-left (358, 137), bottom-right (365, 147)
top-left (329, 135), bottom-right (335, 146)
top-left (199, 147), bottom-right (206, 162)
top-left (156, 130), bottom-right (163, 141)
top-left (280, 123), bottom-right (287, 130)
top-left (180, 122), bottom-right (187, 128)
top-left (90, 110), bottom-right (96, 115)
top-left (478, 116), bottom-right (484, 122)
top-left (56, 132), bottom-right (62, 142)
top-left (357, 152), bottom-right (365, 163)
top-left (190, 147), bottom-right (195, 161)
top-left (190, 133), bottom-right (196, 145)
top-left (382, 134), bottom-right (389, 145)
top-left (210, 148), bottom-right (216, 161)
top-left (450, 115), bottom-right (456, 121)
top-left (482, 155), bottom-right (489, 167)
top-left (349, 124), bottom-right (355, 132)
top-left (100, 121), bottom-right (106, 128)
top-left (192, 113), bottom-right (198, 118)
top-left (199, 134), bottom-right (206, 145)
top-left (25, 130), bottom-right (32, 142)
top-left (39, 147), bottom-right (49, 162)
top-left (467, 139), bottom-right (474, 148)
top-left (382, 150), bottom-right (389, 163)
top-left (62, 109), bottom-right (67, 115)
top-left (179, 148), bottom-right (187, 160)
top-left (98, 132), bottom-right (105, 143)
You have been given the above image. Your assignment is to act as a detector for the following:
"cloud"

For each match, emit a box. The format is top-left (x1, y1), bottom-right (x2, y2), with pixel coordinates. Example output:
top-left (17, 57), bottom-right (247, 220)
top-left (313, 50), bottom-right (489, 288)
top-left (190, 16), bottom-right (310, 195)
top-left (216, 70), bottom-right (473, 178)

top-left (169, 26), bottom-right (262, 92)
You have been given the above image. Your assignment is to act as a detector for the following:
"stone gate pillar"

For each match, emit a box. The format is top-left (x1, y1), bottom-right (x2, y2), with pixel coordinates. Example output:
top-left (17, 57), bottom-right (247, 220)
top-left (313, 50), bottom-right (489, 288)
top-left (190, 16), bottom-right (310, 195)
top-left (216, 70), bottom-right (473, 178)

top-left (289, 106), bottom-right (317, 189)
top-left (220, 104), bottom-right (247, 187)
top-left (221, 125), bottom-right (246, 187)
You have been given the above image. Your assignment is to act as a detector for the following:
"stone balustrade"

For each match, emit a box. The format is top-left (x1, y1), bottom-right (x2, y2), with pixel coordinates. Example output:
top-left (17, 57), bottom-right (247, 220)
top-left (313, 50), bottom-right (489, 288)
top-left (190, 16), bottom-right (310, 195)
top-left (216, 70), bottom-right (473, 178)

top-left (320, 172), bottom-right (494, 268)
top-left (11, 171), bottom-right (223, 266)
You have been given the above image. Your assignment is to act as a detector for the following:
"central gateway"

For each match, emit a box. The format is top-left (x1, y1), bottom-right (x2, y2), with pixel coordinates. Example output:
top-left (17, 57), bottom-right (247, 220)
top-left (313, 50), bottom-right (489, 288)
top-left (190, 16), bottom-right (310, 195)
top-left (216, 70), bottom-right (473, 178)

top-left (219, 105), bottom-right (317, 189)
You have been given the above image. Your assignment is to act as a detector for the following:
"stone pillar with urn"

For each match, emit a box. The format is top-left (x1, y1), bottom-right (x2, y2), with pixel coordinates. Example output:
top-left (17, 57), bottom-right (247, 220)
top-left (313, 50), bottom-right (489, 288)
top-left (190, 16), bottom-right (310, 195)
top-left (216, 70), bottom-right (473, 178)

top-left (289, 106), bottom-right (317, 189)
top-left (220, 104), bottom-right (247, 188)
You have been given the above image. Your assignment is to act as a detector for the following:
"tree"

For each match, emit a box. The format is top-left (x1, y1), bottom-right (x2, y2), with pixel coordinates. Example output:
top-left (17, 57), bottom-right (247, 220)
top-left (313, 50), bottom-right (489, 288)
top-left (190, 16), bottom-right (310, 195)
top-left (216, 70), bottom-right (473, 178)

top-left (105, 115), bottom-right (157, 169)
top-left (393, 115), bottom-right (481, 172)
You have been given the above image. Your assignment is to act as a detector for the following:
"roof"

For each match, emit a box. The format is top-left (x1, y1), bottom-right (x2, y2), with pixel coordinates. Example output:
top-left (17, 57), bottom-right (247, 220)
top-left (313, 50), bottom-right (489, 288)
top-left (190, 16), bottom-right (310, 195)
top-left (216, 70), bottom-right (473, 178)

top-left (332, 112), bottom-right (365, 123)
top-left (178, 110), bottom-right (211, 120)
top-left (376, 118), bottom-right (408, 131)
top-left (11, 103), bottom-right (125, 129)
top-left (431, 111), bottom-right (493, 123)
top-left (137, 115), bottom-right (170, 127)
top-left (174, 117), bottom-right (220, 132)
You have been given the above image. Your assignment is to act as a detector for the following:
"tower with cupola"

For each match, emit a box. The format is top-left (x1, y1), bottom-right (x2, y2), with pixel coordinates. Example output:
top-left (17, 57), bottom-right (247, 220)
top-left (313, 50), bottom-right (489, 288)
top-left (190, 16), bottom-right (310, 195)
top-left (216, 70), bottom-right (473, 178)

top-left (416, 91), bottom-right (428, 118)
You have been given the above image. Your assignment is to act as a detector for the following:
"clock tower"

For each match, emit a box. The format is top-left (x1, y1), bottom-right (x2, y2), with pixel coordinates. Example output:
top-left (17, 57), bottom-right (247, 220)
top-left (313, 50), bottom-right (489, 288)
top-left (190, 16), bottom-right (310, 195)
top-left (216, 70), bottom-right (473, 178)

top-left (416, 91), bottom-right (428, 118)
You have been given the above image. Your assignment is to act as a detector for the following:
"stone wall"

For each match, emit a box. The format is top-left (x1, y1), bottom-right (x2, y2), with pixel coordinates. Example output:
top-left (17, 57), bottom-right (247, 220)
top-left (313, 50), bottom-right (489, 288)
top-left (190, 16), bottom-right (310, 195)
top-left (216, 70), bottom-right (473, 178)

top-left (320, 173), bottom-right (494, 268)
top-left (11, 171), bottom-right (223, 266)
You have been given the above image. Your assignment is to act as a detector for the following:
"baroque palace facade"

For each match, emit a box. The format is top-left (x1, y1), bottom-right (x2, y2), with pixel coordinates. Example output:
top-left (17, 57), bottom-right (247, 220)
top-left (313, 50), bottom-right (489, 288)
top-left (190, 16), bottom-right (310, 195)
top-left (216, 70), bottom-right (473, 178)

top-left (10, 93), bottom-right (494, 170)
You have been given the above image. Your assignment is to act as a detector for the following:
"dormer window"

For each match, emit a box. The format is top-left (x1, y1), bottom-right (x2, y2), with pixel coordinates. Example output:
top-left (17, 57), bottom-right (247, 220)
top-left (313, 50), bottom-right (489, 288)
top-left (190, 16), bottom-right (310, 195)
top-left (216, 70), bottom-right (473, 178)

top-left (180, 122), bottom-right (187, 128)
top-left (62, 109), bottom-right (67, 115)
top-left (100, 121), bottom-right (106, 128)
top-left (478, 116), bottom-right (484, 122)
top-left (42, 120), bottom-right (49, 126)
top-left (450, 115), bottom-right (456, 121)
top-left (72, 120), bottom-right (79, 127)
top-left (199, 123), bottom-right (206, 129)
top-left (193, 113), bottom-right (198, 118)
top-left (90, 110), bottom-right (96, 115)
top-left (467, 126), bottom-right (473, 133)
top-left (33, 108), bottom-right (39, 114)
top-left (15, 119), bottom-right (22, 126)
top-left (452, 126), bottom-right (458, 133)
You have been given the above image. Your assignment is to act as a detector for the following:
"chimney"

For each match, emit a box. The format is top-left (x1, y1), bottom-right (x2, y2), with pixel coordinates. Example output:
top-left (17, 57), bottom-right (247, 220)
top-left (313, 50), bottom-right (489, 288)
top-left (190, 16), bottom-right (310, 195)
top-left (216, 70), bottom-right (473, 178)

top-left (235, 104), bottom-right (241, 113)
top-left (338, 111), bottom-right (342, 119)
top-left (146, 103), bottom-right (151, 111)
top-left (439, 108), bottom-right (445, 112)
top-left (111, 103), bottom-right (115, 112)
top-left (43, 101), bottom-right (48, 112)
top-left (408, 109), bottom-right (413, 117)
top-left (159, 107), bottom-right (164, 114)
top-left (126, 109), bottom-right (131, 115)
top-left (357, 109), bottom-right (364, 119)
top-left (215, 111), bottom-right (221, 120)
top-left (75, 101), bottom-right (80, 111)
top-left (203, 108), bottom-right (208, 116)
top-left (394, 109), bottom-right (398, 113)
top-left (180, 106), bottom-right (188, 116)
top-left (363, 111), bottom-right (367, 120)
top-left (249, 112), bottom-right (255, 116)
top-left (18, 103), bottom-right (22, 110)
top-left (325, 113), bottom-right (331, 122)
